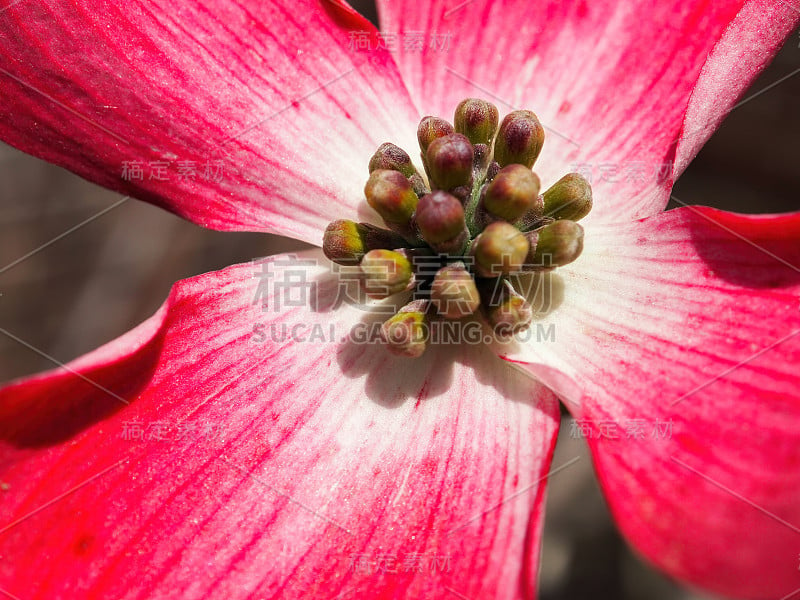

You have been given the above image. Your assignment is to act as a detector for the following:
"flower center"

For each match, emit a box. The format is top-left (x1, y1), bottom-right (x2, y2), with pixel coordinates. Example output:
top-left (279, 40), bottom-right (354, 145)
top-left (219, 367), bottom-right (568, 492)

top-left (323, 98), bottom-right (592, 358)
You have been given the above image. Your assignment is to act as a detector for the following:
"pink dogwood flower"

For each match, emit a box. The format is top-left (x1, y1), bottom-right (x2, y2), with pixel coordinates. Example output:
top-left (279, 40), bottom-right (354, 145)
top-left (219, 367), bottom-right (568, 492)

top-left (1, 0), bottom-right (799, 598)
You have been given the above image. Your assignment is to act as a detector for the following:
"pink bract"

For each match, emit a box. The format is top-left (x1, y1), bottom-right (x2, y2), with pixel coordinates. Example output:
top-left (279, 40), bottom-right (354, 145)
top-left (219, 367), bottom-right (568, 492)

top-left (0, 1), bottom-right (798, 599)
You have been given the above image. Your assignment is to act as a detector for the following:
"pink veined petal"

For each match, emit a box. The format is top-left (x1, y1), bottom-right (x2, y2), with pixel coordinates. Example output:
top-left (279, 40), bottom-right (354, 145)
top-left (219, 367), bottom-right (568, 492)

top-left (0, 0), bottom-right (420, 244)
top-left (504, 207), bottom-right (800, 598)
top-left (674, 0), bottom-right (800, 177)
top-left (0, 251), bottom-right (561, 600)
top-left (376, 0), bottom-right (799, 224)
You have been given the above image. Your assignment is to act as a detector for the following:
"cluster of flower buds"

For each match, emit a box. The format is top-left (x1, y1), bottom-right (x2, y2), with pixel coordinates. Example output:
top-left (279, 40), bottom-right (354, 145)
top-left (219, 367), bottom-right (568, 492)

top-left (323, 98), bottom-right (593, 357)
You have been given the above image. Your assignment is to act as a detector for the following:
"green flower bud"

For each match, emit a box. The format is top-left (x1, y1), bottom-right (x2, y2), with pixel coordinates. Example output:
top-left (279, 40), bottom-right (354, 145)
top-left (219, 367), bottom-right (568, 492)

top-left (483, 164), bottom-right (542, 222)
top-left (426, 133), bottom-right (474, 190)
top-left (525, 220), bottom-right (584, 270)
top-left (365, 169), bottom-right (418, 225)
top-left (431, 262), bottom-right (480, 319)
top-left (454, 98), bottom-right (499, 146)
top-left (471, 221), bottom-right (530, 277)
top-left (481, 279), bottom-right (533, 339)
top-left (494, 110), bottom-right (545, 169)
top-left (417, 116), bottom-right (455, 154)
top-left (360, 249), bottom-right (414, 298)
top-left (542, 173), bottom-right (593, 221)
top-left (381, 300), bottom-right (429, 358)
top-left (322, 220), bottom-right (407, 265)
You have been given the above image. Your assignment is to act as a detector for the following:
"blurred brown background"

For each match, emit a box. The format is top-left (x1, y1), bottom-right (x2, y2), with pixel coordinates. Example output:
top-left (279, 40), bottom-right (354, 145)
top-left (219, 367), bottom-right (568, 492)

top-left (0, 3), bottom-right (798, 599)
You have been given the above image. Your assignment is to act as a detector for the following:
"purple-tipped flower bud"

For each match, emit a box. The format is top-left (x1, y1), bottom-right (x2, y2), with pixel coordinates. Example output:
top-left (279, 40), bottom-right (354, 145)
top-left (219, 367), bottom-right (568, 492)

top-left (369, 142), bottom-right (418, 179)
top-left (369, 143), bottom-right (428, 197)
top-left (483, 164), bottom-right (542, 222)
top-left (481, 279), bottom-right (533, 339)
top-left (542, 173), bottom-right (593, 221)
top-left (360, 249), bottom-right (414, 298)
top-left (426, 133), bottom-right (474, 190)
top-left (486, 161), bottom-right (501, 181)
top-left (381, 299), bottom-right (429, 358)
top-left (365, 169), bottom-right (418, 225)
top-left (431, 262), bottom-right (480, 319)
top-left (415, 191), bottom-right (468, 254)
top-left (471, 221), bottom-right (530, 277)
top-left (525, 220), bottom-right (585, 270)
top-left (472, 143), bottom-right (491, 174)
top-left (322, 220), bottom-right (407, 265)
top-left (417, 116), bottom-right (455, 154)
top-left (494, 110), bottom-right (545, 169)
top-left (454, 98), bottom-right (499, 146)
